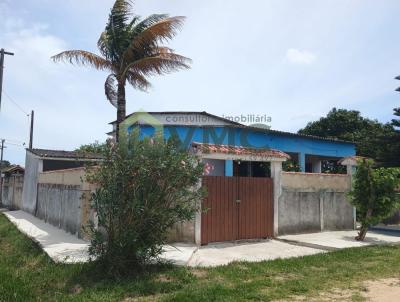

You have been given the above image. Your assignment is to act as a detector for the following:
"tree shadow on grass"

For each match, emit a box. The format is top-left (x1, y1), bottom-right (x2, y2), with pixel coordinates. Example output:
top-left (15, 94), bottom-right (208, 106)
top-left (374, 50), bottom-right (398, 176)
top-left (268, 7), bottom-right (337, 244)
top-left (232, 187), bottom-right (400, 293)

top-left (63, 260), bottom-right (195, 299)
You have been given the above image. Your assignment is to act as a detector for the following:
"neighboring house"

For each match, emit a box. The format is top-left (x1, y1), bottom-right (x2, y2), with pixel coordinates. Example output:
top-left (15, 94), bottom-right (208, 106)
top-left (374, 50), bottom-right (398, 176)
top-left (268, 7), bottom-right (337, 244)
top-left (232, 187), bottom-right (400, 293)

top-left (21, 149), bottom-right (103, 214)
top-left (1, 165), bottom-right (24, 209)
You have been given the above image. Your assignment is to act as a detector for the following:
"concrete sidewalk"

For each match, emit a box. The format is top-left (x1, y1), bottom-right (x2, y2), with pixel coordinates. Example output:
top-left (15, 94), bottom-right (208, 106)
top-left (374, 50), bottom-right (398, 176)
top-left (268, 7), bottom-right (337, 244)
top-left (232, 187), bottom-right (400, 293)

top-left (5, 210), bottom-right (400, 268)
top-left (188, 240), bottom-right (323, 267)
top-left (3, 210), bottom-right (197, 265)
top-left (279, 230), bottom-right (400, 250)
top-left (3, 210), bottom-right (323, 266)
top-left (4, 210), bottom-right (91, 263)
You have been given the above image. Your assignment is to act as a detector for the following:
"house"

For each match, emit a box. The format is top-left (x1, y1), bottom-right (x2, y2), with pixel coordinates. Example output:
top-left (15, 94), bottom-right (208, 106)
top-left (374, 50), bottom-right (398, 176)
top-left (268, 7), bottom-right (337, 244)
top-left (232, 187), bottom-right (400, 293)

top-left (107, 111), bottom-right (357, 245)
top-left (109, 111), bottom-right (356, 174)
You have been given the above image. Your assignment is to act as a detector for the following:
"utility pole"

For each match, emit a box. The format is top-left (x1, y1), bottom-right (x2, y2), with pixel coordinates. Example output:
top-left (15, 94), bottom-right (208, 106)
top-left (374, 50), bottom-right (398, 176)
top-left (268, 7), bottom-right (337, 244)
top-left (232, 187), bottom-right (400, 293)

top-left (0, 139), bottom-right (4, 163)
top-left (0, 48), bottom-right (14, 111)
top-left (0, 139), bottom-right (5, 204)
top-left (29, 110), bottom-right (34, 149)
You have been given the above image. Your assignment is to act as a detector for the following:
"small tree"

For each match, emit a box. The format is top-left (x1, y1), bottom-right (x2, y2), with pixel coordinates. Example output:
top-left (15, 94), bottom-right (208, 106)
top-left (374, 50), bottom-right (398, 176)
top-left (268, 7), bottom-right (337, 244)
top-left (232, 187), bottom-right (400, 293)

top-left (86, 134), bottom-right (204, 273)
top-left (349, 159), bottom-right (400, 241)
top-left (76, 141), bottom-right (108, 154)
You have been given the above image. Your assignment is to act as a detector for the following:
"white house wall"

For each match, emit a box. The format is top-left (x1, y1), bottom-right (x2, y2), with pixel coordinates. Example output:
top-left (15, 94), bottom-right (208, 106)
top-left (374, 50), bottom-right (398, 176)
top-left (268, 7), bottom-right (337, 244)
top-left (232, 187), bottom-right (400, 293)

top-left (21, 151), bottom-right (43, 214)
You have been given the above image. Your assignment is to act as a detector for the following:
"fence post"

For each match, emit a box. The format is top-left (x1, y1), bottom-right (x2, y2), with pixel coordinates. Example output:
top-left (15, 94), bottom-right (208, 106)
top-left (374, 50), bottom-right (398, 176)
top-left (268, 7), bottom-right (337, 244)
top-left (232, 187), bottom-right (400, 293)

top-left (319, 191), bottom-right (324, 231)
top-left (340, 158), bottom-right (358, 230)
top-left (271, 161), bottom-right (282, 237)
top-left (194, 177), bottom-right (202, 246)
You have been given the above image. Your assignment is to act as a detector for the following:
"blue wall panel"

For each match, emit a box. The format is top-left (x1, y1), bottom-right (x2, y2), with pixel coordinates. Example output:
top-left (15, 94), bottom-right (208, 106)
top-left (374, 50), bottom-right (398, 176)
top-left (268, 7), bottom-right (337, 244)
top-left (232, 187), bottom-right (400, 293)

top-left (133, 125), bottom-right (356, 170)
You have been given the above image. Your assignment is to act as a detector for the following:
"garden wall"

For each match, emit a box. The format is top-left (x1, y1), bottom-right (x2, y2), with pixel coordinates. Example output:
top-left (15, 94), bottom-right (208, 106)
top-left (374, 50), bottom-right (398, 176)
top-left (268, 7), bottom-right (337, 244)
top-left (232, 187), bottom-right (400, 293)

top-left (278, 172), bottom-right (354, 235)
top-left (36, 167), bottom-right (193, 243)
top-left (36, 168), bottom-right (93, 238)
top-left (1, 175), bottom-right (24, 209)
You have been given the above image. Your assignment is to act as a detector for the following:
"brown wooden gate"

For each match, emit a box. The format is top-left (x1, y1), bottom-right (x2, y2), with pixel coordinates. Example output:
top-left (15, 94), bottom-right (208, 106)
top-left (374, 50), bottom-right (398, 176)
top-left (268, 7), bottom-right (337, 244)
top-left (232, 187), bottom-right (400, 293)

top-left (201, 176), bottom-right (273, 245)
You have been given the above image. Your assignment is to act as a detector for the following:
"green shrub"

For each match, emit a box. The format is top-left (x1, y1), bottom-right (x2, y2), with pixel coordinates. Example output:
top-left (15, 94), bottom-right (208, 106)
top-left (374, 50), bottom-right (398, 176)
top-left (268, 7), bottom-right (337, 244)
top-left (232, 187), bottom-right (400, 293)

top-left (85, 134), bottom-right (205, 273)
top-left (349, 159), bottom-right (400, 241)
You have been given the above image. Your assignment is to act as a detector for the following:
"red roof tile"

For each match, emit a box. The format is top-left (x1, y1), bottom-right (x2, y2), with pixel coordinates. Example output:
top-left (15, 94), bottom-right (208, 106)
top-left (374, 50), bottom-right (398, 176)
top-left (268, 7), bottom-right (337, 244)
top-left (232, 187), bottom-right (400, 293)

top-left (192, 142), bottom-right (290, 159)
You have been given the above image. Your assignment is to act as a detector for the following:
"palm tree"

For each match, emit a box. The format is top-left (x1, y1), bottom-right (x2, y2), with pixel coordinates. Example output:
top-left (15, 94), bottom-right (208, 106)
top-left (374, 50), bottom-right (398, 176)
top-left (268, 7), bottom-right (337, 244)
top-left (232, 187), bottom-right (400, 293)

top-left (52, 0), bottom-right (191, 141)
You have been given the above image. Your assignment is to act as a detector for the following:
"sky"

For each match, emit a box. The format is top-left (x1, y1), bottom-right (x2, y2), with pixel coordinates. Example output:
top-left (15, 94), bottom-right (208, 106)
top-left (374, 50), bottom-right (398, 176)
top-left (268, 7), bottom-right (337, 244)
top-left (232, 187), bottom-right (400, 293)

top-left (0, 0), bottom-right (399, 165)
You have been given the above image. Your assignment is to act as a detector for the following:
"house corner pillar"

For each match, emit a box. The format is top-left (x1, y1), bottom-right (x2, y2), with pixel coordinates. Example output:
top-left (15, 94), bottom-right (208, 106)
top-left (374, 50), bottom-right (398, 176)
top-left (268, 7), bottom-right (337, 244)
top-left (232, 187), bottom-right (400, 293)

top-left (299, 153), bottom-right (306, 172)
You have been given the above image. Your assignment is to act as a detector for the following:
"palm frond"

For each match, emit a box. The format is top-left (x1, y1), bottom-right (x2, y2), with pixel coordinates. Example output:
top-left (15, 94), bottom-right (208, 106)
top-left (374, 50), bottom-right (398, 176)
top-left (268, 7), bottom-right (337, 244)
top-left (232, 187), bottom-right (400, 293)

top-left (51, 50), bottom-right (113, 71)
top-left (109, 0), bottom-right (133, 29)
top-left (105, 0), bottom-right (137, 61)
top-left (126, 72), bottom-right (152, 92)
top-left (131, 14), bottom-right (169, 34)
top-left (105, 74), bottom-right (118, 108)
top-left (97, 32), bottom-right (110, 58)
top-left (130, 16), bottom-right (186, 50)
top-left (124, 54), bottom-right (191, 77)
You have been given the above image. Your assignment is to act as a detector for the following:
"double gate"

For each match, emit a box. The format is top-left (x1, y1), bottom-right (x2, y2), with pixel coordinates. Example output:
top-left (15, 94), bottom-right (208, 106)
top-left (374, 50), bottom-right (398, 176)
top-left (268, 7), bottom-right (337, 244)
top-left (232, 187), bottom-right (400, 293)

top-left (201, 176), bottom-right (274, 245)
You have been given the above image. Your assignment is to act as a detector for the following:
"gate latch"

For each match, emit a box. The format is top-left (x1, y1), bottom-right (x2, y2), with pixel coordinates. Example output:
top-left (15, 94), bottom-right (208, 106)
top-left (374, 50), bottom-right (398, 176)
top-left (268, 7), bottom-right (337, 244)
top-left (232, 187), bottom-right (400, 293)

top-left (235, 199), bottom-right (241, 203)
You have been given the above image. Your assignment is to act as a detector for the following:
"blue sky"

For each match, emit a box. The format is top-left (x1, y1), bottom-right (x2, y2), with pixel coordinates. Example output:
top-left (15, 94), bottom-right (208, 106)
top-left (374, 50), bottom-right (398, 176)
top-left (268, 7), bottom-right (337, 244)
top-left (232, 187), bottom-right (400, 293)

top-left (0, 0), bottom-right (399, 165)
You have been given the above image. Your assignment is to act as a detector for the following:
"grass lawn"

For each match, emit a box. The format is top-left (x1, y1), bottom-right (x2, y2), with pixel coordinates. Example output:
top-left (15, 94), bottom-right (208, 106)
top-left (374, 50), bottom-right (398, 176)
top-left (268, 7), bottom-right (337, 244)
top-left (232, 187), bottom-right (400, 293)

top-left (1, 214), bottom-right (400, 302)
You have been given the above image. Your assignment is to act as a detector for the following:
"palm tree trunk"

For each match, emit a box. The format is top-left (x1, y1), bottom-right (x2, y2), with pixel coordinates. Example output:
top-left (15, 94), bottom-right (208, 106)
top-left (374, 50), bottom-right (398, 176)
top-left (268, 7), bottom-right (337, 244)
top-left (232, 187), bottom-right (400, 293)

top-left (115, 80), bottom-right (126, 142)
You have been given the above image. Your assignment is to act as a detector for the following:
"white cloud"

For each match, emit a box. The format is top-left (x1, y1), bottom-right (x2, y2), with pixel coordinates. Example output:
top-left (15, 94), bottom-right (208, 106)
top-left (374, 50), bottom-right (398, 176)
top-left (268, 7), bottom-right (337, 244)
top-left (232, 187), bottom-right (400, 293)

top-left (286, 48), bottom-right (316, 64)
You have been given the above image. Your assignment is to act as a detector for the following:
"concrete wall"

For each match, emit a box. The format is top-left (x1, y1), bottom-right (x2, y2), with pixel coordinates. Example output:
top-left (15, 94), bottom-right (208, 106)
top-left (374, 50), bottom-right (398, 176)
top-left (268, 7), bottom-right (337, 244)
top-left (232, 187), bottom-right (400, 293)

top-left (278, 172), bottom-right (354, 235)
top-left (1, 175), bottom-right (24, 209)
top-left (37, 167), bottom-right (194, 242)
top-left (38, 168), bottom-right (89, 188)
top-left (36, 184), bottom-right (83, 235)
top-left (167, 220), bottom-right (195, 243)
top-left (21, 151), bottom-right (42, 214)
top-left (36, 168), bottom-right (93, 238)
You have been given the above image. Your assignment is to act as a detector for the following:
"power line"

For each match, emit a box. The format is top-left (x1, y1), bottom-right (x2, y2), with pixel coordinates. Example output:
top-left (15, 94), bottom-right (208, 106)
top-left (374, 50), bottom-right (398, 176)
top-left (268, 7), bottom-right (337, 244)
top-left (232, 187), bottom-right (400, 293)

top-left (0, 138), bottom-right (26, 148)
top-left (4, 142), bottom-right (26, 148)
top-left (2, 138), bottom-right (25, 144)
top-left (2, 90), bottom-right (29, 116)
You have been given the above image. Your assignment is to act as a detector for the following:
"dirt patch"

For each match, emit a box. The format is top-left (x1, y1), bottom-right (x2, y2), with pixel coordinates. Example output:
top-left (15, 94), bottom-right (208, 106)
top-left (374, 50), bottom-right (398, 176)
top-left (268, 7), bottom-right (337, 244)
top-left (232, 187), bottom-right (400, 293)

top-left (273, 288), bottom-right (355, 301)
top-left (272, 273), bottom-right (299, 282)
top-left (155, 274), bottom-right (173, 283)
top-left (362, 278), bottom-right (400, 302)
top-left (274, 278), bottom-right (400, 301)
top-left (191, 269), bottom-right (208, 278)
top-left (70, 284), bottom-right (83, 294)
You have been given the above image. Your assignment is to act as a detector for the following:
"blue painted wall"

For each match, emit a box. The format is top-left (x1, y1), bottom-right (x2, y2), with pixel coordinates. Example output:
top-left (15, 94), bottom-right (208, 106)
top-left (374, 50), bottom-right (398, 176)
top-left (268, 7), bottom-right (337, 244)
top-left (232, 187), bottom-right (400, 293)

top-left (131, 125), bottom-right (356, 171)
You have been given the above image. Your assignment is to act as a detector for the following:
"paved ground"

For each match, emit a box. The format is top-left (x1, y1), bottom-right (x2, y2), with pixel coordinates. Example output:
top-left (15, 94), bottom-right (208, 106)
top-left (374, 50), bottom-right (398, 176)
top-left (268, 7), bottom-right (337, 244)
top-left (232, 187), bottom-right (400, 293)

top-left (4, 210), bottom-right (90, 263)
top-left (4, 210), bottom-right (400, 268)
top-left (3, 210), bottom-right (198, 265)
top-left (188, 240), bottom-right (323, 267)
top-left (3, 210), bottom-right (324, 266)
top-left (279, 230), bottom-right (400, 250)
